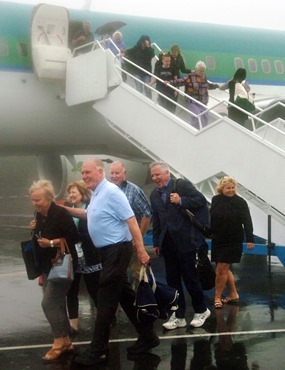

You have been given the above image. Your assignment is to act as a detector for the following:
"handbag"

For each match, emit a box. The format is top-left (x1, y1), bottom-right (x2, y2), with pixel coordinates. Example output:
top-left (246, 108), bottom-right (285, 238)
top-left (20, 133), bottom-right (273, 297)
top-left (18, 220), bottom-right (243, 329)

top-left (21, 238), bottom-right (41, 280)
top-left (47, 238), bottom-right (74, 283)
top-left (135, 266), bottom-right (179, 323)
top-left (196, 244), bottom-right (216, 290)
top-left (234, 95), bottom-right (256, 112)
top-left (135, 265), bottom-right (160, 323)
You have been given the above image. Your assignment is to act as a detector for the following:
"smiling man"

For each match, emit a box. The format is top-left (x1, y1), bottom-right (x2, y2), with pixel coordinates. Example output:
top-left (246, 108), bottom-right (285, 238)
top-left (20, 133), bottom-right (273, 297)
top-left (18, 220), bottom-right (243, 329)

top-left (149, 161), bottom-right (211, 330)
top-left (65, 158), bottom-right (159, 367)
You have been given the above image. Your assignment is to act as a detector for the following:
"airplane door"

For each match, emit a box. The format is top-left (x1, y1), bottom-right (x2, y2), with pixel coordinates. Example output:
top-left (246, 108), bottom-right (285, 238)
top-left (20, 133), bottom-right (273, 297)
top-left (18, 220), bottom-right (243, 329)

top-left (31, 4), bottom-right (71, 79)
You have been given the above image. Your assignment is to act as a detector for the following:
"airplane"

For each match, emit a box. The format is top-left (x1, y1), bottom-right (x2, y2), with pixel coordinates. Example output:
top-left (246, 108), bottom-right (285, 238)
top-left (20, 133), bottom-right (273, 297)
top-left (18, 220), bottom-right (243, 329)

top-left (1, 0), bottom-right (285, 197)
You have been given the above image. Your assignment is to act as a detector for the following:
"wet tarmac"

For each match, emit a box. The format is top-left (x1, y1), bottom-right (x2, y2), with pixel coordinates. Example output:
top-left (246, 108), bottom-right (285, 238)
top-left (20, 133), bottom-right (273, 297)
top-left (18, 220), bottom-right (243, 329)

top-left (1, 158), bottom-right (285, 369)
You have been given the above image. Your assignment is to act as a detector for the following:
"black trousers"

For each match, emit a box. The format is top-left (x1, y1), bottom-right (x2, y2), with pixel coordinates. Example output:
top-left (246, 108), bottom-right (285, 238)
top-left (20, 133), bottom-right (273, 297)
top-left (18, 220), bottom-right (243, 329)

top-left (91, 242), bottom-right (155, 353)
top-left (67, 271), bottom-right (100, 319)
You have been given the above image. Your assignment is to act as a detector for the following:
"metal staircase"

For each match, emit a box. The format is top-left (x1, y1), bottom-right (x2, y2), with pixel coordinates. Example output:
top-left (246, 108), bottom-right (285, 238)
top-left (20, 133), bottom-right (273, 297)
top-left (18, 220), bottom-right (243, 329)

top-left (65, 41), bottom-right (285, 246)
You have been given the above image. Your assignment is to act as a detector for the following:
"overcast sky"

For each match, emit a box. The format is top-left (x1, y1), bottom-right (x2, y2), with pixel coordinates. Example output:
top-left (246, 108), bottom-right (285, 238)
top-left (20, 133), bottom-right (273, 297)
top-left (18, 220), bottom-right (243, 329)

top-left (9, 0), bottom-right (285, 31)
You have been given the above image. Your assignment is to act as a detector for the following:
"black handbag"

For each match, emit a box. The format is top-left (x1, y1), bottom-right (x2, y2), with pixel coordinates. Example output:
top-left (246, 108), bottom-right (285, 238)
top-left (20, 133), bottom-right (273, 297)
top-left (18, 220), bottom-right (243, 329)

top-left (21, 238), bottom-right (41, 280)
top-left (196, 245), bottom-right (216, 290)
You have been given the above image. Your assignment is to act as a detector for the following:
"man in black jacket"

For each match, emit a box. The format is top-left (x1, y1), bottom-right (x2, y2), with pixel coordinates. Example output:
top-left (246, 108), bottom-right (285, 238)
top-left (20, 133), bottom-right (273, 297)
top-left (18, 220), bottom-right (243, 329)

top-left (149, 161), bottom-right (210, 330)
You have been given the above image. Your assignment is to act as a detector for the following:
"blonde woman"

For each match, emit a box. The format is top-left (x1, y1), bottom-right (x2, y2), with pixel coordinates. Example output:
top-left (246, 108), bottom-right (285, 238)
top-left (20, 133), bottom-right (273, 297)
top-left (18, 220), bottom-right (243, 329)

top-left (29, 180), bottom-right (78, 362)
top-left (210, 176), bottom-right (254, 309)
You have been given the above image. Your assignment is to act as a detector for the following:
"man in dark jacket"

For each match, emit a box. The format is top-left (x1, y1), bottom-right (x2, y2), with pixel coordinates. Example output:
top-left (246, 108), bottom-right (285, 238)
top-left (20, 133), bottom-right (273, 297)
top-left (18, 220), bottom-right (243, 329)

top-left (125, 35), bottom-right (155, 98)
top-left (149, 161), bottom-right (210, 330)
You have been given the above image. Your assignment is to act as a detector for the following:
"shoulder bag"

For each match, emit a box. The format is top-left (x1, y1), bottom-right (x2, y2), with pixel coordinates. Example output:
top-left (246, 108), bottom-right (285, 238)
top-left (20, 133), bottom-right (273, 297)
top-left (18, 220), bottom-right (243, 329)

top-left (47, 238), bottom-right (74, 283)
top-left (21, 236), bottom-right (41, 280)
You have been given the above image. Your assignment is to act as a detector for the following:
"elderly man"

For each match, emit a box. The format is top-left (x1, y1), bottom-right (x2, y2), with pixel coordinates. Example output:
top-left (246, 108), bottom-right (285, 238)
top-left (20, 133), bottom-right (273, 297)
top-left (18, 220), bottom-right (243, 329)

top-left (149, 161), bottom-right (210, 330)
top-left (67, 158), bottom-right (159, 367)
top-left (109, 160), bottom-right (152, 287)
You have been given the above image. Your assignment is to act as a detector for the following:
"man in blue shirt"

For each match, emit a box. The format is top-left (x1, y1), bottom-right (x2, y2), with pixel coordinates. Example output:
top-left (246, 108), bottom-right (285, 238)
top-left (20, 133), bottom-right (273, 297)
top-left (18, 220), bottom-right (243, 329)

top-left (69, 158), bottom-right (159, 367)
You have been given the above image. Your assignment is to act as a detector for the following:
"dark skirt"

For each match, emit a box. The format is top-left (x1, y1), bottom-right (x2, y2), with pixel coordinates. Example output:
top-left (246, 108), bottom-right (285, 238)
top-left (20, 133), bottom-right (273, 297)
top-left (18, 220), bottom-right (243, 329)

top-left (211, 240), bottom-right (243, 264)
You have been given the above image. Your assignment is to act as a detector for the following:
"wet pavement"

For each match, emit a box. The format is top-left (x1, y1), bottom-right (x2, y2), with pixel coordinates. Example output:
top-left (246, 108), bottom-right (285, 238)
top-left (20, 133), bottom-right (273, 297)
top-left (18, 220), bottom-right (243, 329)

top-left (1, 158), bottom-right (285, 369)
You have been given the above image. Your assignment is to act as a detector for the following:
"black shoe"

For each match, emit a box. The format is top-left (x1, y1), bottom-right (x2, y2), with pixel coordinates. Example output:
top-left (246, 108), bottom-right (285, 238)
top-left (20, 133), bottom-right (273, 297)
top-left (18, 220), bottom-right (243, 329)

top-left (73, 347), bottom-right (108, 367)
top-left (127, 335), bottom-right (160, 354)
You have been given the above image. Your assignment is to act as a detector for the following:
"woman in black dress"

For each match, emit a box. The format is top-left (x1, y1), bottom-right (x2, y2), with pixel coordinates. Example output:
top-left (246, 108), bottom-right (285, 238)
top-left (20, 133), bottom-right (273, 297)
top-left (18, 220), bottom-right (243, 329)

top-left (210, 176), bottom-right (254, 308)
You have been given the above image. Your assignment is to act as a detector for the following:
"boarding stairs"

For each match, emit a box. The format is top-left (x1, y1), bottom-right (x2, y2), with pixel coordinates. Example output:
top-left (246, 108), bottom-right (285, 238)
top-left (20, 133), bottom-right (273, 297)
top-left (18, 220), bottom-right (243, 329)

top-left (64, 40), bottom-right (285, 248)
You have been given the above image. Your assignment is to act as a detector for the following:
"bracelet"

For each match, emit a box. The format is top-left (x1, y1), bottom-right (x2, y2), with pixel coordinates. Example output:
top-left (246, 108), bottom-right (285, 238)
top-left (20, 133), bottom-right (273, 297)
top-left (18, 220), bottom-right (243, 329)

top-left (50, 240), bottom-right (54, 248)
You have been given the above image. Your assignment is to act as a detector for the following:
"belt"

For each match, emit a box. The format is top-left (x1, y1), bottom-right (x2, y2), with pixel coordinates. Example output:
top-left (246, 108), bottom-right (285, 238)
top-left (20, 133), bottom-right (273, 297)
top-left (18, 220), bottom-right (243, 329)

top-left (100, 241), bottom-right (132, 250)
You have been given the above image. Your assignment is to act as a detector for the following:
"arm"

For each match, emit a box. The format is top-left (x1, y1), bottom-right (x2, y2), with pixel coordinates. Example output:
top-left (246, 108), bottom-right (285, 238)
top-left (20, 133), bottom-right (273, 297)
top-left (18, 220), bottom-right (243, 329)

top-left (241, 199), bottom-right (254, 249)
top-left (140, 216), bottom-right (151, 236)
top-left (126, 216), bottom-right (150, 265)
top-left (61, 204), bottom-right (87, 219)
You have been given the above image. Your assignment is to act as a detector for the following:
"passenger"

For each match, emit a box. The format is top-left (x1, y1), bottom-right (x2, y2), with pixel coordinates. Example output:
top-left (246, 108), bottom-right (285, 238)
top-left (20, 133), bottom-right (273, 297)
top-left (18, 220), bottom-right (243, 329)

top-left (149, 161), bottom-right (211, 331)
top-left (64, 158), bottom-right (159, 367)
top-left (105, 31), bottom-right (126, 57)
top-left (109, 160), bottom-right (152, 288)
top-left (210, 176), bottom-right (254, 309)
top-left (227, 68), bottom-right (255, 126)
top-left (177, 60), bottom-right (219, 128)
top-left (150, 53), bottom-right (178, 113)
top-left (28, 180), bottom-right (78, 363)
top-left (71, 20), bottom-right (94, 54)
top-left (125, 35), bottom-right (155, 98)
top-left (65, 180), bottom-right (102, 335)
top-left (157, 44), bottom-right (190, 78)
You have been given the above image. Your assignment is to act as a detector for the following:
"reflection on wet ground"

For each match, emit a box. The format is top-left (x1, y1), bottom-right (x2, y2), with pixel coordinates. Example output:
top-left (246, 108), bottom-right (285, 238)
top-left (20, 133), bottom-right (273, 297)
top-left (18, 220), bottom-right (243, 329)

top-left (1, 157), bottom-right (285, 369)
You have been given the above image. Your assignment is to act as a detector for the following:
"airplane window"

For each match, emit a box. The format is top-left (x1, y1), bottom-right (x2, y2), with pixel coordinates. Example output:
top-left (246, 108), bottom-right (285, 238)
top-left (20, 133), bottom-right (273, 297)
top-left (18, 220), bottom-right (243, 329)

top-left (261, 59), bottom-right (271, 73)
top-left (17, 42), bottom-right (28, 57)
top-left (274, 60), bottom-right (284, 75)
top-left (0, 39), bottom-right (8, 56)
top-left (248, 58), bottom-right (258, 73)
top-left (234, 57), bottom-right (244, 69)
top-left (205, 56), bottom-right (216, 70)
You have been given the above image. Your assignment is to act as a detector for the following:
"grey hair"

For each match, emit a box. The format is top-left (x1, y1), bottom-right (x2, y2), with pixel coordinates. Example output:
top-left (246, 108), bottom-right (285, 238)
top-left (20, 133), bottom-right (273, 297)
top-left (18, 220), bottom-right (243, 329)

top-left (112, 31), bottom-right (122, 39)
top-left (195, 60), bottom-right (206, 70)
top-left (29, 180), bottom-right (55, 201)
top-left (149, 161), bottom-right (170, 172)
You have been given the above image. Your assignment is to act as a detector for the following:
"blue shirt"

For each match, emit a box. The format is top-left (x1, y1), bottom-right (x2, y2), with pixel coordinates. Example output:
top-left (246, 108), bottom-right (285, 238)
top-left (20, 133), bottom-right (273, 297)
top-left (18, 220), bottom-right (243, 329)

top-left (119, 181), bottom-right (152, 225)
top-left (87, 179), bottom-right (134, 248)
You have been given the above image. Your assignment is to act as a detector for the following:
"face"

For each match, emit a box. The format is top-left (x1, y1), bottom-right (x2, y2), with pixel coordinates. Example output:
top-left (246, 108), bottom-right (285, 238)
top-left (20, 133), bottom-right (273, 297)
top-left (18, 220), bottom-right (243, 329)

top-left (113, 33), bottom-right (122, 43)
top-left (81, 161), bottom-right (103, 190)
top-left (150, 165), bottom-right (170, 189)
top-left (109, 163), bottom-right (126, 186)
top-left (68, 186), bottom-right (82, 206)
top-left (30, 188), bottom-right (51, 215)
top-left (222, 182), bottom-right (237, 197)
top-left (171, 50), bottom-right (179, 58)
top-left (162, 56), bottom-right (171, 68)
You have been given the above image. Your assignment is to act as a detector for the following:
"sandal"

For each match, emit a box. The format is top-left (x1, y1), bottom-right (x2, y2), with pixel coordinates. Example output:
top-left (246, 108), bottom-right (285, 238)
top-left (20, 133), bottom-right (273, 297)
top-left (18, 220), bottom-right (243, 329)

top-left (214, 299), bottom-right (223, 309)
top-left (42, 346), bottom-right (65, 363)
top-left (64, 342), bottom-right (75, 353)
top-left (221, 297), bottom-right (239, 304)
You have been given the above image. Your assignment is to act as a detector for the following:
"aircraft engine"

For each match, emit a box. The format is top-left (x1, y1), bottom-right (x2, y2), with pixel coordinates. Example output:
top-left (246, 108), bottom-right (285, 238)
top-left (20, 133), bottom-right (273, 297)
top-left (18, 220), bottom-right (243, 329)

top-left (36, 155), bottom-right (79, 199)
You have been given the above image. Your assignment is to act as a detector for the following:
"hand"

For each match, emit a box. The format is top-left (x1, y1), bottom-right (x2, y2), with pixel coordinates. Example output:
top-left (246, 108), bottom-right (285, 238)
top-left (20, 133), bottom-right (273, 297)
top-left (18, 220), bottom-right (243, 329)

top-left (137, 249), bottom-right (150, 266)
top-left (37, 238), bottom-right (50, 249)
top-left (29, 219), bottom-right (36, 229)
top-left (247, 242), bottom-right (254, 250)
top-left (153, 247), bottom-right (160, 257)
top-left (170, 192), bottom-right (180, 205)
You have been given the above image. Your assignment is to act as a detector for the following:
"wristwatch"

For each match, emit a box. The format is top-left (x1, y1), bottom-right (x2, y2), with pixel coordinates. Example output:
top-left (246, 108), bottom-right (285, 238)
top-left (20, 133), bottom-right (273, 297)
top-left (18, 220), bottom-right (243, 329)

top-left (50, 240), bottom-right (54, 248)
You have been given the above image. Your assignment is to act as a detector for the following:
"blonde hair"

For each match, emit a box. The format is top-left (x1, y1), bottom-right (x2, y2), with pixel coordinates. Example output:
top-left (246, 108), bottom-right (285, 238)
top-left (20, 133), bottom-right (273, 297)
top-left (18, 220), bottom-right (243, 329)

top-left (29, 180), bottom-right (55, 201)
top-left (67, 180), bottom-right (91, 203)
top-left (216, 176), bottom-right (237, 194)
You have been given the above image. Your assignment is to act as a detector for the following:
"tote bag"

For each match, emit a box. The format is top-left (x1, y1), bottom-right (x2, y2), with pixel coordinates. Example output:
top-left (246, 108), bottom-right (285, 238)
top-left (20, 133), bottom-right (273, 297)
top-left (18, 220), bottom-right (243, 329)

top-left (47, 238), bottom-right (74, 283)
top-left (21, 239), bottom-right (41, 280)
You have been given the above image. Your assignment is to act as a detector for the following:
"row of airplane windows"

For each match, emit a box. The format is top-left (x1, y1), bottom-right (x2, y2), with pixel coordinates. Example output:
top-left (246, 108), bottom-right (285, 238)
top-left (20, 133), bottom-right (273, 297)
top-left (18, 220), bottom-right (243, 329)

top-left (0, 39), bottom-right (284, 75)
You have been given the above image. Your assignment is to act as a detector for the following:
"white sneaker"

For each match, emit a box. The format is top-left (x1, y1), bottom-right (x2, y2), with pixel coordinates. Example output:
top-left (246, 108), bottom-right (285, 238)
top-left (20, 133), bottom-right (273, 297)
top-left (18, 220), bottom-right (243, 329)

top-left (162, 313), bottom-right (187, 330)
top-left (190, 308), bottom-right (211, 328)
